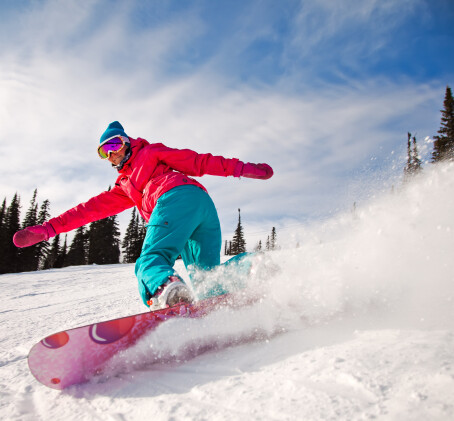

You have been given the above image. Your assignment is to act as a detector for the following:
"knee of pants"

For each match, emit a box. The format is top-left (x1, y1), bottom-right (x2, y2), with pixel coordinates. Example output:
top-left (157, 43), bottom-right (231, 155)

top-left (181, 239), bottom-right (220, 271)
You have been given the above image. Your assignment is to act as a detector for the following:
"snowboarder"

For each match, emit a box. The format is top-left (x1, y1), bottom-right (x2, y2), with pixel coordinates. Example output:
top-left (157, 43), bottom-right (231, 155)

top-left (13, 121), bottom-right (273, 310)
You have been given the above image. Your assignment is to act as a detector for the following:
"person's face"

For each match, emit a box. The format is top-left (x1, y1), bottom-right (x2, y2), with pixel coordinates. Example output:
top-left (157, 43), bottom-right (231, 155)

top-left (107, 147), bottom-right (126, 166)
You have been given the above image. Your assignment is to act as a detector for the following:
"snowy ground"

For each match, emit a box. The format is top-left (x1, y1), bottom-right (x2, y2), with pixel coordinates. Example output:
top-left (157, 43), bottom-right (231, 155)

top-left (1, 163), bottom-right (454, 421)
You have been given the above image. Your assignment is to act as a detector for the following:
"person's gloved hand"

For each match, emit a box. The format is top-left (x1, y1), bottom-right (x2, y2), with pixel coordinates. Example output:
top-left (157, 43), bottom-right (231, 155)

top-left (13, 223), bottom-right (56, 248)
top-left (234, 162), bottom-right (274, 180)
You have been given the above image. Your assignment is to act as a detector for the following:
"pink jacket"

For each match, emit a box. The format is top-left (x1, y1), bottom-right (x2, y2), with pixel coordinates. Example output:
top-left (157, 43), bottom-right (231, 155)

top-left (49, 138), bottom-right (240, 235)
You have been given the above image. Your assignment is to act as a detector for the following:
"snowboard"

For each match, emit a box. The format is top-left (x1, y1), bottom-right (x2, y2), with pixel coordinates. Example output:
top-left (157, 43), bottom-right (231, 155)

top-left (28, 293), bottom-right (238, 390)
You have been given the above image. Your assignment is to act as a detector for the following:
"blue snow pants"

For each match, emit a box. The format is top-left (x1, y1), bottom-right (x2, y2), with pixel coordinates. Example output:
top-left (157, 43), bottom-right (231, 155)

top-left (135, 185), bottom-right (222, 306)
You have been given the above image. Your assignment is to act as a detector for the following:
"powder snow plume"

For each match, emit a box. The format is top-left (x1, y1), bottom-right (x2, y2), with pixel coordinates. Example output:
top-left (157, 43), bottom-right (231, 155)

top-left (103, 162), bottom-right (454, 379)
top-left (258, 162), bottom-right (454, 331)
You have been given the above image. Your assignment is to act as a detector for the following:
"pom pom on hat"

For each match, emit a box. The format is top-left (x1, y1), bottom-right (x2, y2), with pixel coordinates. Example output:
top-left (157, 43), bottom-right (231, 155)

top-left (100, 121), bottom-right (128, 144)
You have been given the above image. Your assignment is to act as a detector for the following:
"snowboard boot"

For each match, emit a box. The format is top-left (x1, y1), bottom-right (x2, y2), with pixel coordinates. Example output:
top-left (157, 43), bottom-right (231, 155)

top-left (147, 276), bottom-right (194, 311)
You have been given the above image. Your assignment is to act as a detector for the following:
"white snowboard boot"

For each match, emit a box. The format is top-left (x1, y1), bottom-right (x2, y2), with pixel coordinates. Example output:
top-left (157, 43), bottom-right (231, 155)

top-left (147, 276), bottom-right (193, 311)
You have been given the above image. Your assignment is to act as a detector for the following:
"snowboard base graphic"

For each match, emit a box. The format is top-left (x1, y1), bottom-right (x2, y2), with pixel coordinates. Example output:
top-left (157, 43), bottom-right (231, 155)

top-left (28, 293), bottom-right (236, 390)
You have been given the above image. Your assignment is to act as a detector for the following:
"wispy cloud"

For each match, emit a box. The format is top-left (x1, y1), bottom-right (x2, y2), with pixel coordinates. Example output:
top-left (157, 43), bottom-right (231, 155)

top-left (0, 0), bottom-right (450, 242)
top-left (283, 0), bottom-right (426, 82)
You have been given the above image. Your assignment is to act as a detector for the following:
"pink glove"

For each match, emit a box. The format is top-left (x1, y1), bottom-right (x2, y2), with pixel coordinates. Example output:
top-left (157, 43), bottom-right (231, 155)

top-left (234, 162), bottom-right (274, 180)
top-left (13, 223), bottom-right (56, 248)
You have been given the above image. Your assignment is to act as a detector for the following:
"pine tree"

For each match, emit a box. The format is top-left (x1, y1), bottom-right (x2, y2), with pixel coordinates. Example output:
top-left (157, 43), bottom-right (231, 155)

top-left (66, 226), bottom-right (87, 266)
top-left (88, 216), bottom-right (120, 265)
top-left (0, 198), bottom-right (6, 261)
top-left (107, 215), bottom-right (121, 263)
top-left (403, 132), bottom-right (413, 182)
top-left (230, 209), bottom-right (246, 255)
top-left (36, 200), bottom-right (51, 269)
top-left (136, 215), bottom-right (147, 258)
top-left (254, 240), bottom-right (262, 252)
top-left (404, 133), bottom-right (423, 182)
top-left (122, 209), bottom-right (146, 263)
top-left (44, 234), bottom-right (60, 269)
top-left (270, 227), bottom-right (277, 250)
top-left (432, 86), bottom-right (454, 162)
top-left (19, 189), bottom-right (40, 272)
top-left (0, 197), bottom-right (7, 273)
top-left (87, 220), bottom-right (101, 264)
top-left (1, 194), bottom-right (21, 273)
top-left (122, 208), bottom-right (139, 263)
top-left (224, 239), bottom-right (233, 255)
top-left (0, 198), bottom-right (6, 229)
top-left (55, 235), bottom-right (68, 268)
top-left (22, 189), bottom-right (38, 228)
top-left (266, 235), bottom-right (270, 251)
top-left (87, 187), bottom-right (121, 265)
top-left (87, 220), bottom-right (106, 264)
top-left (411, 135), bottom-right (422, 174)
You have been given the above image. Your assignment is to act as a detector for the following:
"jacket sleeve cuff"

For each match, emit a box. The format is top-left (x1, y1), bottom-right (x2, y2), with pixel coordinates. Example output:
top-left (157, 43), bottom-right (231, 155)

top-left (46, 218), bottom-right (62, 236)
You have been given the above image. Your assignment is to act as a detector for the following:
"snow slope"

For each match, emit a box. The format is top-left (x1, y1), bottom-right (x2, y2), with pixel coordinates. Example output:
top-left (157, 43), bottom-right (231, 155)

top-left (1, 163), bottom-right (454, 421)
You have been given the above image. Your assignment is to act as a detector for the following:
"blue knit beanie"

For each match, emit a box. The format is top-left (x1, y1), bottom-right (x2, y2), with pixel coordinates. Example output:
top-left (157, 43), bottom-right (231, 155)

top-left (100, 121), bottom-right (128, 143)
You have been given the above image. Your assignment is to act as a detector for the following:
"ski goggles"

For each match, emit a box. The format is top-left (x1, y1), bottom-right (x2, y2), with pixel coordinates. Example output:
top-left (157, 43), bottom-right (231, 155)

top-left (97, 135), bottom-right (128, 159)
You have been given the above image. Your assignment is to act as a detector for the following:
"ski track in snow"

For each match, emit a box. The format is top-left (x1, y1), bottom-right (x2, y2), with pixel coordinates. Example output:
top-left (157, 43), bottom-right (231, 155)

top-left (1, 163), bottom-right (454, 420)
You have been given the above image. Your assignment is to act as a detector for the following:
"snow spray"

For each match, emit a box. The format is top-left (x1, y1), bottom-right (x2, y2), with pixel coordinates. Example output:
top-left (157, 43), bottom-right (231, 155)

top-left (104, 162), bottom-right (454, 379)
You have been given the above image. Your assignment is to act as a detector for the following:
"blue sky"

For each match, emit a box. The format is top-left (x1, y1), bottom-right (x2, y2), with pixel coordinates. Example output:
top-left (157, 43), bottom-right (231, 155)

top-left (1, 0), bottom-right (453, 248)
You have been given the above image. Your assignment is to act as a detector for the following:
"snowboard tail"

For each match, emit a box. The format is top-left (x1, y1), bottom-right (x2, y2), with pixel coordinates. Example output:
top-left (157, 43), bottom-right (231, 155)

top-left (28, 294), bottom-right (233, 390)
